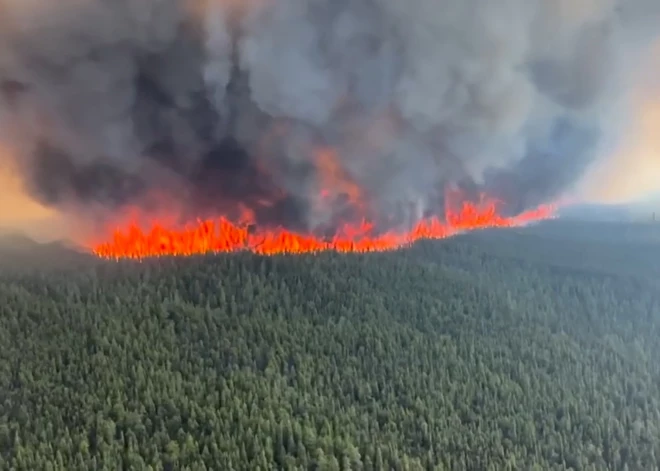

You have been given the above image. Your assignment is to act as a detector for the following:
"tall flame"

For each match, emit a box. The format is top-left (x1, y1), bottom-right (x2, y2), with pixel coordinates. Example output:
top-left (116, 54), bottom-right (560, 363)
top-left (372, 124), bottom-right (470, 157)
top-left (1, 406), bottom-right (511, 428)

top-left (90, 196), bottom-right (556, 259)
top-left (315, 147), bottom-right (365, 209)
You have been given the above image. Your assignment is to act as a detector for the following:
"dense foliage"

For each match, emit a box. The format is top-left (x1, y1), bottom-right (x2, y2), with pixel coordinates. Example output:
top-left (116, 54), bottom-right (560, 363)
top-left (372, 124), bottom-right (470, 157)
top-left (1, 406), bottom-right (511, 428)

top-left (1, 221), bottom-right (660, 470)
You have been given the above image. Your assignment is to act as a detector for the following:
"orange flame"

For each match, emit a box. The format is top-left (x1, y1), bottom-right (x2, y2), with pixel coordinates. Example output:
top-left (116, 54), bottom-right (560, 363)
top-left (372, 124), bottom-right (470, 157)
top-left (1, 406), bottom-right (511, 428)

top-left (90, 196), bottom-right (556, 260)
top-left (315, 147), bottom-right (364, 205)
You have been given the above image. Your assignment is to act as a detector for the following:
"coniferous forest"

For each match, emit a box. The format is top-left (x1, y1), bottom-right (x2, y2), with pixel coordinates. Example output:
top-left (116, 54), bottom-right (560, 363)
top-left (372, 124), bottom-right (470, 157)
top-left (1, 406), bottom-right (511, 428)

top-left (1, 220), bottom-right (660, 471)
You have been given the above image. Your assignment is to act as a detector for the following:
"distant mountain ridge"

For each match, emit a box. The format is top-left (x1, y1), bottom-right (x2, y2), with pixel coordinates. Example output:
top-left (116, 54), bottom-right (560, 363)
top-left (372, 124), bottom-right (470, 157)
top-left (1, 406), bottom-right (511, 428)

top-left (0, 231), bottom-right (76, 251)
top-left (0, 231), bottom-right (88, 270)
top-left (559, 202), bottom-right (660, 222)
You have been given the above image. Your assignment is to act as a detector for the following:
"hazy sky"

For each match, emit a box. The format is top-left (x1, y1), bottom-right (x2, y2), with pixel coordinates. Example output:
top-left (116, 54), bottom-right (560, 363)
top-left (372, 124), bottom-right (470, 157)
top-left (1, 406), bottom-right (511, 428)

top-left (579, 39), bottom-right (660, 204)
top-left (0, 149), bottom-right (70, 241)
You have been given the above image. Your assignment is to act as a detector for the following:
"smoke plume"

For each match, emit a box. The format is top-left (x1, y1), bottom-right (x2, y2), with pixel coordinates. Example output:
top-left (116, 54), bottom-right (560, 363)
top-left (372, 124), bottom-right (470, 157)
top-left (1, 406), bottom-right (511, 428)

top-left (1, 0), bottom-right (659, 232)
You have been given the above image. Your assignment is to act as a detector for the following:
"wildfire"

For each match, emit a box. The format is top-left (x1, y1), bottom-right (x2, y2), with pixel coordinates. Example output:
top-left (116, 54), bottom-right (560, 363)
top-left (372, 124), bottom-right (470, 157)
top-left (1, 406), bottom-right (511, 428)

top-left (315, 147), bottom-right (365, 209)
top-left (90, 197), bottom-right (556, 260)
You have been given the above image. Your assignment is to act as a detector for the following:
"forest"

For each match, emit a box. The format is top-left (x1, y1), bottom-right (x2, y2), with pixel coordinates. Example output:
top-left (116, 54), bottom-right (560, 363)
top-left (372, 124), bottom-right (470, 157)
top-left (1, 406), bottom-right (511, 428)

top-left (1, 220), bottom-right (660, 470)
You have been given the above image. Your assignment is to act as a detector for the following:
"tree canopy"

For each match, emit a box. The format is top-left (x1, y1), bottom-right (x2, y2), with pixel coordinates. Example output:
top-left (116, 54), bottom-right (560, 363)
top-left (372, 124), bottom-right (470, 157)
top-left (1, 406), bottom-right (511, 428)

top-left (1, 221), bottom-right (659, 470)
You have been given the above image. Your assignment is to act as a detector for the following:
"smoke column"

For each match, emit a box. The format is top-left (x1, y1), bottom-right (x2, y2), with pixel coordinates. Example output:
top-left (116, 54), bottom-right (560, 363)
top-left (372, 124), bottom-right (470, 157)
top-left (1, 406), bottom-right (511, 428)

top-left (0, 0), bottom-right (659, 234)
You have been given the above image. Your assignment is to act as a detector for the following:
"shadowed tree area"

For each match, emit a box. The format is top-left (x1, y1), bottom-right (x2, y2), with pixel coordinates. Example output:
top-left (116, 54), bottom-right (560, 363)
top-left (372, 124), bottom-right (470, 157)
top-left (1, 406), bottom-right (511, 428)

top-left (1, 221), bottom-right (660, 470)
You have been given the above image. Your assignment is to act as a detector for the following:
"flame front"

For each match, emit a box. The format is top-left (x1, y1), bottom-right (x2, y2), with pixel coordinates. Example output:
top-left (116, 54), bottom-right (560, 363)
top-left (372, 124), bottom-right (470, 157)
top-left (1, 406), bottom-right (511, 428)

top-left (90, 197), bottom-right (556, 260)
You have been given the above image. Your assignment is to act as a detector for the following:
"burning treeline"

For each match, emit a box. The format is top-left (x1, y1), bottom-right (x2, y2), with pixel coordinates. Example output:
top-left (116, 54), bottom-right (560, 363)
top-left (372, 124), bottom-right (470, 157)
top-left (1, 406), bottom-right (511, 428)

top-left (91, 199), bottom-right (556, 259)
top-left (89, 146), bottom-right (557, 259)
top-left (0, 0), bottom-right (659, 258)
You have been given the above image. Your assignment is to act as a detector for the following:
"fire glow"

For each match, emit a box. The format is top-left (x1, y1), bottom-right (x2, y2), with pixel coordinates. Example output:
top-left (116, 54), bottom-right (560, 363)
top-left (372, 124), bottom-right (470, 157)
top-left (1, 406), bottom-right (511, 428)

top-left (90, 197), bottom-right (556, 260)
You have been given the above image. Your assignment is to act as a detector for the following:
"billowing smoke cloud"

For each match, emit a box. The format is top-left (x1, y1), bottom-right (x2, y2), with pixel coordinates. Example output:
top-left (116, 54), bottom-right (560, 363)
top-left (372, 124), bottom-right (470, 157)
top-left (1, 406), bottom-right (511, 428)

top-left (0, 0), bottom-right (659, 232)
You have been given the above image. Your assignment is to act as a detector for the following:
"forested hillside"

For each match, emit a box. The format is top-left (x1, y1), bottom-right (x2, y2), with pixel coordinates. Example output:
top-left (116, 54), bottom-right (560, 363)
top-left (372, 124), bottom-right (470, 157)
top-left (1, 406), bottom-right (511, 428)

top-left (1, 222), bottom-right (660, 470)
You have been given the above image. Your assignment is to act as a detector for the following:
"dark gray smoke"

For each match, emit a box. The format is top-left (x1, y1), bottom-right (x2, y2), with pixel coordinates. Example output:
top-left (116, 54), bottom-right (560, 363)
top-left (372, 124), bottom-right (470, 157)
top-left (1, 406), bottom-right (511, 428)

top-left (0, 0), bottom-right (659, 230)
